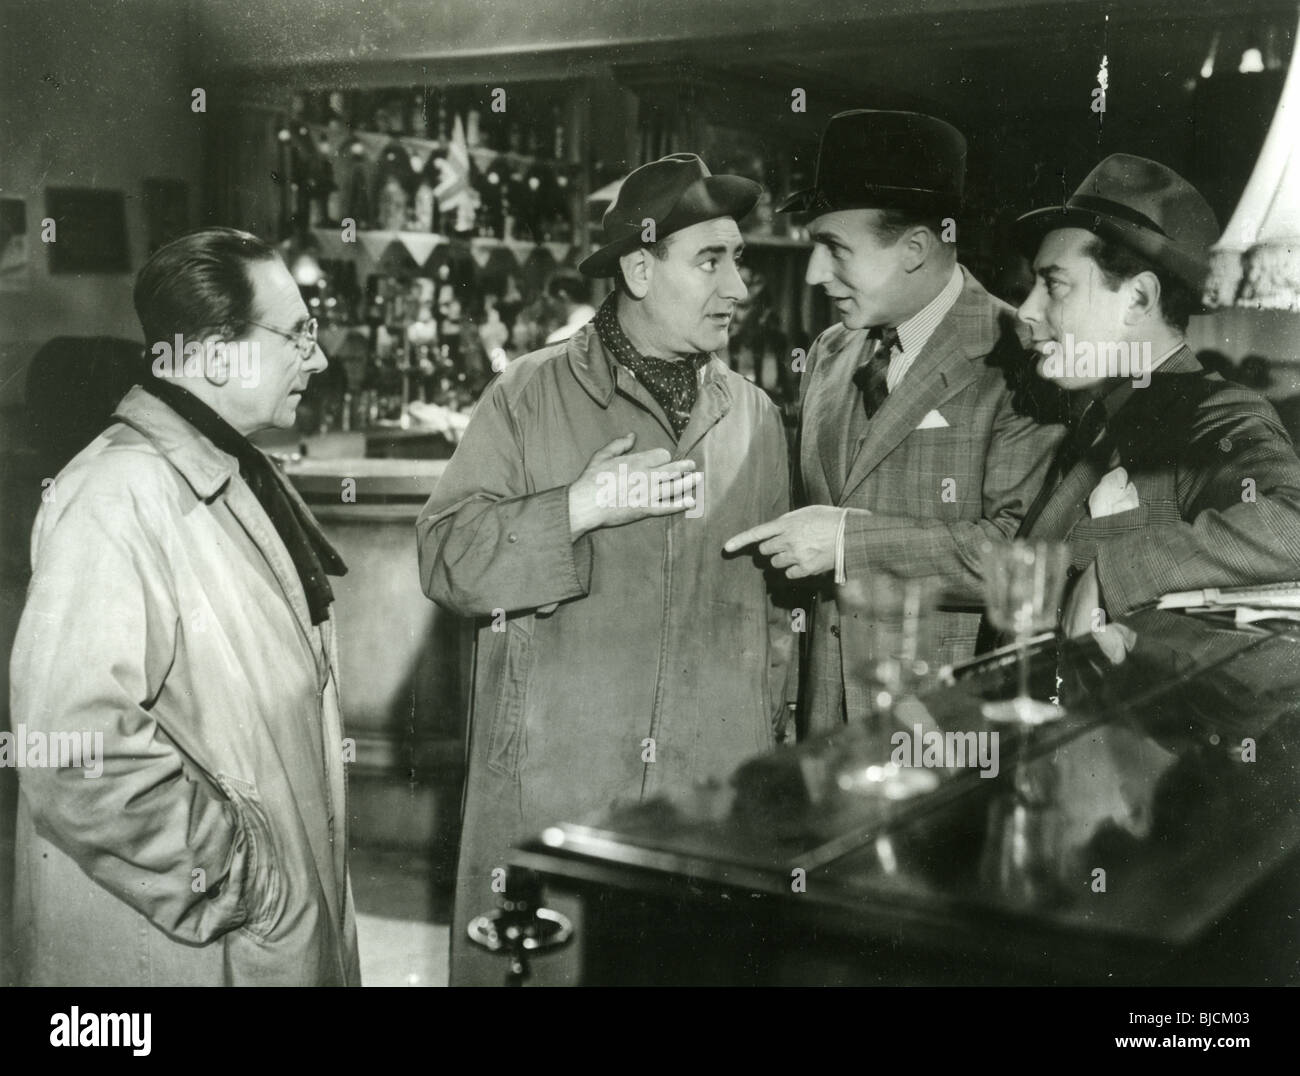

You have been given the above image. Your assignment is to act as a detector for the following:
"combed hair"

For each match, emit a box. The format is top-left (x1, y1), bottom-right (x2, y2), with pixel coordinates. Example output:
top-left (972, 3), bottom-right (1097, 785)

top-left (1084, 235), bottom-right (1196, 332)
top-left (870, 208), bottom-right (955, 248)
top-left (133, 227), bottom-right (279, 350)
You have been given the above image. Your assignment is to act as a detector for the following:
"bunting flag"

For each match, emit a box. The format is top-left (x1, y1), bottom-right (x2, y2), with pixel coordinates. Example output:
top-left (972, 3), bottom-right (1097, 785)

top-left (400, 232), bottom-right (442, 266)
top-left (435, 115), bottom-right (479, 233)
top-left (358, 231), bottom-right (396, 263)
top-left (542, 242), bottom-right (572, 265)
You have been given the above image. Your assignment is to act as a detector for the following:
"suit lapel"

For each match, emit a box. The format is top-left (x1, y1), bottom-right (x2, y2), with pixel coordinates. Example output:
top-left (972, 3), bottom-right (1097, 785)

top-left (839, 314), bottom-right (976, 504)
top-left (1022, 347), bottom-right (1201, 540)
top-left (1022, 446), bottom-right (1109, 540)
top-left (803, 329), bottom-right (864, 501)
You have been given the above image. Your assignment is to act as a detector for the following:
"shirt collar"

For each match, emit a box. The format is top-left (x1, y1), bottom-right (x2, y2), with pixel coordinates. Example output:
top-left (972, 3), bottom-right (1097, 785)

top-left (893, 263), bottom-right (964, 356)
top-left (1094, 342), bottom-right (1191, 420)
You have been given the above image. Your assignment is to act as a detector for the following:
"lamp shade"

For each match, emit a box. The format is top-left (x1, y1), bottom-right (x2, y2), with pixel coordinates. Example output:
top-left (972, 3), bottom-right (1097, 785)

top-left (1204, 10), bottom-right (1300, 311)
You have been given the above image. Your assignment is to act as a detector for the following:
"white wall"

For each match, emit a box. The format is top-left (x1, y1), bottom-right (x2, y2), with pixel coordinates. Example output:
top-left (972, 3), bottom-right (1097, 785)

top-left (0, 0), bottom-right (205, 415)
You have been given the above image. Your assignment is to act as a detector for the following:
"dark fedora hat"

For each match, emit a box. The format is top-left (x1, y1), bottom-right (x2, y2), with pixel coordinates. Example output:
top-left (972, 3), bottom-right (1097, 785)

top-left (1014, 154), bottom-right (1220, 292)
top-left (777, 109), bottom-right (966, 217)
top-left (578, 153), bottom-right (761, 278)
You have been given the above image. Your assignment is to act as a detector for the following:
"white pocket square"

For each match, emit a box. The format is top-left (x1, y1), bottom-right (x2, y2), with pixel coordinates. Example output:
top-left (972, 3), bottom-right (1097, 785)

top-left (1089, 466), bottom-right (1141, 518)
top-left (916, 409), bottom-right (950, 429)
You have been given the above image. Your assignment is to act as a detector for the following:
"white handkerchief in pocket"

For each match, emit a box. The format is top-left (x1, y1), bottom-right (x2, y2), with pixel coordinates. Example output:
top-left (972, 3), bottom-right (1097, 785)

top-left (916, 409), bottom-right (950, 429)
top-left (1089, 466), bottom-right (1141, 518)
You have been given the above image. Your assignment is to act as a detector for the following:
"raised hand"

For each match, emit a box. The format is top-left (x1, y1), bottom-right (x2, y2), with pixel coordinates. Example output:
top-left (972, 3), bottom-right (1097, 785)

top-left (568, 433), bottom-right (702, 540)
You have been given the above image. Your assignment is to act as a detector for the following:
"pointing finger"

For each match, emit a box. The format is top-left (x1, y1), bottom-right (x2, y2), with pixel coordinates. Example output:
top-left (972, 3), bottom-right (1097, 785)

top-left (723, 518), bottom-right (785, 553)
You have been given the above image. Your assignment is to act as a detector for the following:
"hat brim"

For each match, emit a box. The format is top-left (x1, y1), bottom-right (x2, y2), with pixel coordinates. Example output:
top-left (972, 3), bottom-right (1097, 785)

top-left (776, 185), bottom-right (960, 217)
top-left (578, 174), bottom-right (762, 277)
top-left (1014, 205), bottom-right (1211, 295)
top-left (776, 186), bottom-right (817, 215)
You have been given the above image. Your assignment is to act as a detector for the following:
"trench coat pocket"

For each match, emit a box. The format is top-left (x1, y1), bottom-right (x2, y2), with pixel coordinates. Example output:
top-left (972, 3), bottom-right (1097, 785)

top-left (487, 618), bottom-right (535, 779)
top-left (216, 773), bottom-right (285, 941)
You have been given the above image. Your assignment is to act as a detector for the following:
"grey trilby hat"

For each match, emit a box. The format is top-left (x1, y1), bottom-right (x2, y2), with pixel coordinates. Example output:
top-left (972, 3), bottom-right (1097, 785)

top-left (578, 153), bottom-right (761, 278)
top-left (1015, 154), bottom-right (1220, 291)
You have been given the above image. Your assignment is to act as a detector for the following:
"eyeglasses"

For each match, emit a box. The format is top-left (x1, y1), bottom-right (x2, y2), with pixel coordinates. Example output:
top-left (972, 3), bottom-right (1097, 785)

top-left (247, 316), bottom-right (319, 359)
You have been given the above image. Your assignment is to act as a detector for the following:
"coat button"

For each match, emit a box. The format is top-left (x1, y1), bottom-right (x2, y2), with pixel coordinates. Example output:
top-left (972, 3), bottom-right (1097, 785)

top-left (830, 624), bottom-right (840, 638)
top-left (507, 532), bottom-right (519, 543)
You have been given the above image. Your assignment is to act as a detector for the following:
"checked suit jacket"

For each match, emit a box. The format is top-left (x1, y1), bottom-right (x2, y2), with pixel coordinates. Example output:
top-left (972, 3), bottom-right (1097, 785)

top-left (1019, 346), bottom-right (1300, 617)
top-left (796, 266), bottom-right (1065, 736)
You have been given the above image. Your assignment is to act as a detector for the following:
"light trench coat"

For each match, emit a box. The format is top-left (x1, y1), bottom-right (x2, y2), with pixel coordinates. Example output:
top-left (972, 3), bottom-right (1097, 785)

top-left (9, 385), bottom-right (359, 986)
top-left (418, 322), bottom-right (794, 986)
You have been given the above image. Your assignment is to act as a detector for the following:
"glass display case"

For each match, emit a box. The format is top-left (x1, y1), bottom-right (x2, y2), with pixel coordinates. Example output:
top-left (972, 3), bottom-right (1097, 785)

top-left (506, 608), bottom-right (1300, 986)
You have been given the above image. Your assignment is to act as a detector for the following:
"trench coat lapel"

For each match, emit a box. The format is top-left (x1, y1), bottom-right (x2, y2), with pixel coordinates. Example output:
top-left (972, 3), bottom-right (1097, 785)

top-left (566, 322), bottom-right (730, 452)
top-left (222, 479), bottom-right (320, 661)
top-left (115, 386), bottom-right (324, 663)
top-left (839, 314), bottom-right (976, 505)
top-left (220, 479), bottom-right (337, 923)
top-left (676, 359), bottom-right (733, 457)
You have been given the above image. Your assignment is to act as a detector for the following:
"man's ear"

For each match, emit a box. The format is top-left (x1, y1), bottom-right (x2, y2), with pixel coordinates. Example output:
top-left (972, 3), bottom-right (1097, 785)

top-left (900, 226), bottom-right (935, 273)
top-left (1125, 270), bottom-right (1161, 326)
top-left (201, 330), bottom-right (232, 387)
top-left (618, 248), bottom-right (653, 299)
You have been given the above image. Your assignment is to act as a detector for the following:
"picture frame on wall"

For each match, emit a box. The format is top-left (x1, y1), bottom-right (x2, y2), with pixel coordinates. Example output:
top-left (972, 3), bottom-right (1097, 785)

top-left (44, 187), bottom-right (130, 274)
top-left (0, 196), bottom-right (29, 291)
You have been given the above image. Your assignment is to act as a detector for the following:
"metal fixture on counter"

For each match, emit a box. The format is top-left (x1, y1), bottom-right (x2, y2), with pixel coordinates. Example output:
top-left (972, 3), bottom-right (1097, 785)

top-left (467, 868), bottom-right (573, 987)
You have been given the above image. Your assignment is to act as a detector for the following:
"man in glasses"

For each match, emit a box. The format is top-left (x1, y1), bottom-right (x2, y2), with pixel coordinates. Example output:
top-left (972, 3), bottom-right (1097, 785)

top-left (10, 227), bottom-right (359, 985)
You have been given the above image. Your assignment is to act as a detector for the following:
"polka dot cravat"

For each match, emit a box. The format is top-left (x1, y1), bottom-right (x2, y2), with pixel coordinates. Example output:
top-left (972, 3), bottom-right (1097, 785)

top-left (594, 293), bottom-right (710, 439)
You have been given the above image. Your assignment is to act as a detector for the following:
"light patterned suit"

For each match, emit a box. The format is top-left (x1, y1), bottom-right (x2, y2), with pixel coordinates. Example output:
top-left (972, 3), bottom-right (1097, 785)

top-left (796, 266), bottom-right (1065, 735)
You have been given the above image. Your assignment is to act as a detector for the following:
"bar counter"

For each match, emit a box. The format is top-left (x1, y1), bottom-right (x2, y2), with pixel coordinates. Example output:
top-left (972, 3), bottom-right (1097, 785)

top-left (279, 443), bottom-right (463, 875)
top-left (508, 609), bottom-right (1300, 986)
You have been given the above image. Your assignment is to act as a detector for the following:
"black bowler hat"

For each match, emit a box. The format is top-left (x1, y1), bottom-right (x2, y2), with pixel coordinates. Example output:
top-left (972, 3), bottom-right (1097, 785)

top-left (1014, 154), bottom-right (1220, 292)
top-left (578, 153), bottom-right (761, 278)
top-left (778, 110), bottom-right (966, 217)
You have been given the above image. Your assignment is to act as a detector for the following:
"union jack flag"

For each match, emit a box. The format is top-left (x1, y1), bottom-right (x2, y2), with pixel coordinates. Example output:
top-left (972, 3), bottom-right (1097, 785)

top-left (435, 114), bottom-right (480, 233)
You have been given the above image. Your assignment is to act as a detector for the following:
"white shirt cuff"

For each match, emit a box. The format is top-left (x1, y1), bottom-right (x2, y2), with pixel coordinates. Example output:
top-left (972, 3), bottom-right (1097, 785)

top-left (833, 508), bottom-right (849, 584)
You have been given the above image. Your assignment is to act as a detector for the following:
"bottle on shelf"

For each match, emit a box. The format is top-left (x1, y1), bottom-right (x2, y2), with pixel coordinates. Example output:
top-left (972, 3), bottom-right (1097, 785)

top-left (374, 139), bottom-right (415, 232)
top-left (345, 138), bottom-right (373, 231)
top-left (553, 105), bottom-right (567, 163)
top-left (520, 165), bottom-right (548, 243)
top-left (326, 91), bottom-right (348, 130)
top-left (409, 86), bottom-right (428, 138)
top-left (434, 91), bottom-right (450, 143)
top-left (479, 295), bottom-right (509, 359)
top-left (413, 162), bottom-right (438, 233)
top-left (474, 157), bottom-right (505, 240)
top-left (436, 280), bottom-right (463, 367)
top-left (376, 174), bottom-right (408, 233)
top-left (552, 170), bottom-right (573, 243)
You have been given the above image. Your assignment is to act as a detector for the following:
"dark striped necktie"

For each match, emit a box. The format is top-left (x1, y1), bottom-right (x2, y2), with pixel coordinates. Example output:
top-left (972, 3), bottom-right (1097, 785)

top-left (1018, 397), bottom-right (1109, 538)
top-left (851, 325), bottom-right (900, 419)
